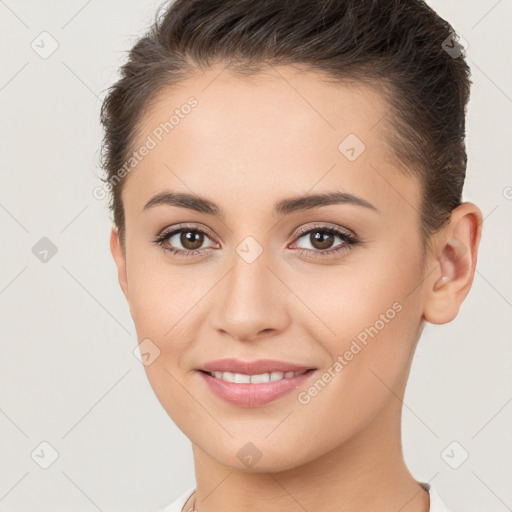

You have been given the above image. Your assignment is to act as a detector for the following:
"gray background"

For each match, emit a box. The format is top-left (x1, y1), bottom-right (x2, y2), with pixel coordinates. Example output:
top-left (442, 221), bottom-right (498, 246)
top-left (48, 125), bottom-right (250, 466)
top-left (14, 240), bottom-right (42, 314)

top-left (0, 0), bottom-right (511, 511)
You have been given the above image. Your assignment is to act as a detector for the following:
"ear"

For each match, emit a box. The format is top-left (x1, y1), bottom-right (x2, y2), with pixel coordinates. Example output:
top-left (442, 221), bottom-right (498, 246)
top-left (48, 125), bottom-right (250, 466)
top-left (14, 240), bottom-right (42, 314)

top-left (110, 225), bottom-right (130, 303)
top-left (423, 202), bottom-right (483, 324)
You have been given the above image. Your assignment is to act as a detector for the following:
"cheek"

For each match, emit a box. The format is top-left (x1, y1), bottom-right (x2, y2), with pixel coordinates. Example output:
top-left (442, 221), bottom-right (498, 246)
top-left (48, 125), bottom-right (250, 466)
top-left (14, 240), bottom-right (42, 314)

top-left (294, 240), bottom-right (424, 398)
top-left (126, 256), bottom-right (200, 421)
top-left (126, 247), bottom-right (191, 335)
top-left (127, 269), bottom-right (169, 339)
top-left (126, 251), bottom-right (217, 375)
top-left (287, 272), bottom-right (422, 451)
top-left (295, 242), bottom-right (423, 344)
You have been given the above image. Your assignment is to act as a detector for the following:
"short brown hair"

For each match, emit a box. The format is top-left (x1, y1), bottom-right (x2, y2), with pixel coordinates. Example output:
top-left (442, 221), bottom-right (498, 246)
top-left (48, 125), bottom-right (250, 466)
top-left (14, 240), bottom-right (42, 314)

top-left (99, 0), bottom-right (471, 251)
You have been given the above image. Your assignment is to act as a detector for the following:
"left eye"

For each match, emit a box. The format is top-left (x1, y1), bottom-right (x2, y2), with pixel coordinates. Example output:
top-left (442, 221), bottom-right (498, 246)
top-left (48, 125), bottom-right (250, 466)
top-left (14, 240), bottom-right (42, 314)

top-left (291, 226), bottom-right (358, 254)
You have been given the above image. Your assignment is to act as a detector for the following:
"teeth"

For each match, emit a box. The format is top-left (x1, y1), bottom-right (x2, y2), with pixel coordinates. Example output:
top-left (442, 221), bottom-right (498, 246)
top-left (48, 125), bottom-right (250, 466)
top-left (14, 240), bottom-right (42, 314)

top-left (210, 370), bottom-right (307, 383)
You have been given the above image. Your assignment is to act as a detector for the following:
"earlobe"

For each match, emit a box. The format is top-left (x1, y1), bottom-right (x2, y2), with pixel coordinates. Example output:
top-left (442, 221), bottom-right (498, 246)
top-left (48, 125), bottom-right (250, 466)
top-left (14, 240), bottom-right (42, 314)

top-left (423, 202), bottom-right (483, 325)
top-left (109, 225), bottom-right (130, 303)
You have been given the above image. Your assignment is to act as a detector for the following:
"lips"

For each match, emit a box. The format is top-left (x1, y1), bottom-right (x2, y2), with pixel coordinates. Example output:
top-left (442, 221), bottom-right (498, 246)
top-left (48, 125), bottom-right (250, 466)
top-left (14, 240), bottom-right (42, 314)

top-left (199, 358), bottom-right (315, 374)
top-left (198, 367), bottom-right (317, 407)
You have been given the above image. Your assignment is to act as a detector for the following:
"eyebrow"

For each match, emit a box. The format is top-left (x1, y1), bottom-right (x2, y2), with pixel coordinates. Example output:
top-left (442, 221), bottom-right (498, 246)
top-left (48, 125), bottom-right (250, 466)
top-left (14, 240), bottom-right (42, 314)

top-left (142, 190), bottom-right (379, 218)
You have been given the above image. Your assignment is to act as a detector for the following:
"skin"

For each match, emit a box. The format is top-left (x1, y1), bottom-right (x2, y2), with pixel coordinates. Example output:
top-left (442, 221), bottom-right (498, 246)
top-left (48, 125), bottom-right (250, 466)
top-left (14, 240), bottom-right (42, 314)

top-left (110, 63), bottom-right (482, 512)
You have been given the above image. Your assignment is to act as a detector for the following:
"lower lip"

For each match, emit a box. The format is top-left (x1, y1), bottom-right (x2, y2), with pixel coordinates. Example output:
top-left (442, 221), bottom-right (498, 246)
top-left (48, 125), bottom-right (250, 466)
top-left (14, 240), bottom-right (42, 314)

top-left (197, 369), bottom-right (316, 407)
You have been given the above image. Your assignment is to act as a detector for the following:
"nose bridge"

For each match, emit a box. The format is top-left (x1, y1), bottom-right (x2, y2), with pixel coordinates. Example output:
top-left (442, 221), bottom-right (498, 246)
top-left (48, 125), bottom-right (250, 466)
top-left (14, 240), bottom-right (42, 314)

top-left (209, 239), bottom-right (290, 340)
top-left (228, 241), bottom-right (271, 301)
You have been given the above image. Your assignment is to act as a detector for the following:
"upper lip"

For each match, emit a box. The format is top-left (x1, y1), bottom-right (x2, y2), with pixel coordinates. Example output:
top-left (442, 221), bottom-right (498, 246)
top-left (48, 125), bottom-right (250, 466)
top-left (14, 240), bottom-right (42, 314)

top-left (199, 358), bottom-right (316, 374)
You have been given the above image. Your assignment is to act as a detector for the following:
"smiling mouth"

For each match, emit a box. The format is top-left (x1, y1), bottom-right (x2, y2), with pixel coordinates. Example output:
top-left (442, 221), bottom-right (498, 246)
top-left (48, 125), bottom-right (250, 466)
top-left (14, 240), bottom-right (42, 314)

top-left (199, 368), bottom-right (314, 383)
top-left (197, 367), bottom-right (318, 407)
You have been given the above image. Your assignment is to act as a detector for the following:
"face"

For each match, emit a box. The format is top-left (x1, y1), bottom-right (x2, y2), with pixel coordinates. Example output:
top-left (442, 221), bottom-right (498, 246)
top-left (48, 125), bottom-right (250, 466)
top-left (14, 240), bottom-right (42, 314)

top-left (112, 63), bottom-right (434, 471)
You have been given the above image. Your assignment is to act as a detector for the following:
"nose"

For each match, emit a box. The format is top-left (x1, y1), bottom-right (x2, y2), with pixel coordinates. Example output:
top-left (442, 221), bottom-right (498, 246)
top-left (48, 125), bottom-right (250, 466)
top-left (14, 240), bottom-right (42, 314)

top-left (208, 248), bottom-right (291, 342)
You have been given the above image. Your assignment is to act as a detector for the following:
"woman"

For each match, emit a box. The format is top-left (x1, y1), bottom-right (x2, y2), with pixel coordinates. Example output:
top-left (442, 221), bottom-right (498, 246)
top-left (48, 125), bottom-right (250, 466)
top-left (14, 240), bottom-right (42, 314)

top-left (100, 0), bottom-right (482, 510)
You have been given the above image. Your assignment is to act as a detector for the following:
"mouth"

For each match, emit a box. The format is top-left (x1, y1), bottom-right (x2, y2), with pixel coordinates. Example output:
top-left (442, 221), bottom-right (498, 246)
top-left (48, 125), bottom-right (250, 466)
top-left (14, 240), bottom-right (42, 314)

top-left (199, 368), bottom-right (314, 384)
top-left (197, 368), bottom-right (318, 407)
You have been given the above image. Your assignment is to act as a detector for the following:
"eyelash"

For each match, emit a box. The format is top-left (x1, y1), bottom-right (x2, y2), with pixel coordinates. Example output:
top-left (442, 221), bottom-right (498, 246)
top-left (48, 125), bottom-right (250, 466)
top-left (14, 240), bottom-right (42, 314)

top-left (153, 223), bottom-right (359, 259)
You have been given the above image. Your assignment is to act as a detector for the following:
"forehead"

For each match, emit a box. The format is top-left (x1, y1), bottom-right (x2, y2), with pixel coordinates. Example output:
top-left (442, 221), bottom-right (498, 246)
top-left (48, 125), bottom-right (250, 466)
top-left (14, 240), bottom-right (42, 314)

top-left (124, 63), bottom-right (419, 220)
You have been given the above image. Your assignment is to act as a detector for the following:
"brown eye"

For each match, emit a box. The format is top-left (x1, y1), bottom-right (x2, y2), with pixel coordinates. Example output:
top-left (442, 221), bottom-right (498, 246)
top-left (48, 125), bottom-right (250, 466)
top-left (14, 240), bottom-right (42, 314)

top-left (291, 225), bottom-right (359, 257)
top-left (309, 230), bottom-right (335, 250)
top-left (154, 225), bottom-right (218, 257)
top-left (179, 230), bottom-right (204, 250)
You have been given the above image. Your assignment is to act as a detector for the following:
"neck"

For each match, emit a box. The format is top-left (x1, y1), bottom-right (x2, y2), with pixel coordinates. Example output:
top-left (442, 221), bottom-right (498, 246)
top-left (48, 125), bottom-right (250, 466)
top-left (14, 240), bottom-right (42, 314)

top-left (186, 397), bottom-right (430, 512)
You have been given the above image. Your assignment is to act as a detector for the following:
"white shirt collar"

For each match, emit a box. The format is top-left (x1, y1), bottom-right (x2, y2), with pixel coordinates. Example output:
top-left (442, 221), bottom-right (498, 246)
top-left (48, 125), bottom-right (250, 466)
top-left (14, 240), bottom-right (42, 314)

top-left (421, 481), bottom-right (452, 511)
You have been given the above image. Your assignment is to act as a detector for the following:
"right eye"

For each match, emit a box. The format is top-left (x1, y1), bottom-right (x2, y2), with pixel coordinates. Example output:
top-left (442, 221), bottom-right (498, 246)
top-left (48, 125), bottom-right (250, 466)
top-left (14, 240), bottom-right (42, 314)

top-left (153, 225), bottom-right (219, 257)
